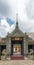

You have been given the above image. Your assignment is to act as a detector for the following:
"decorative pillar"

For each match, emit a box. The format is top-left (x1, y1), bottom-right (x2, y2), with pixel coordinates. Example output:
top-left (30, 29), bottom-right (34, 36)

top-left (0, 46), bottom-right (1, 60)
top-left (24, 37), bottom-right (28, 55)
top-left (21, 38), bottom-right (24, 56)
top-left (33, 45), bottom-right (34, 60)
top-left (6, 37), bottom-right (11, 55)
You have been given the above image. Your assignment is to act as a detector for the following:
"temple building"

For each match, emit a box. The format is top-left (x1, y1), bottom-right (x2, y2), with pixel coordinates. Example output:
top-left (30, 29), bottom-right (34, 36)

top-left (0, 16), bottom-right (34, 60)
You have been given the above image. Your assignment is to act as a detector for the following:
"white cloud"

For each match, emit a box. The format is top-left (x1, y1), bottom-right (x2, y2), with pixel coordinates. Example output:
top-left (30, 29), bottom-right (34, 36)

top-left (17, 0), bottom-right (34, 32)
top-left (0, 0), bottom-right (34, 37)
top-left (26, 0), bottom-right (34, 19)
top-left (0, 19), bottom-right (15, 37)
top-left (1, 19), bottom-right (9, 27)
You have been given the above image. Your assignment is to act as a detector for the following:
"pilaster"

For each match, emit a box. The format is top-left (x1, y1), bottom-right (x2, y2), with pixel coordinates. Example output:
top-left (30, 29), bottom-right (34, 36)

top-left (6, 37), bottom-right (11, 55)
top-left (24, 37), bottom-right (28, 55)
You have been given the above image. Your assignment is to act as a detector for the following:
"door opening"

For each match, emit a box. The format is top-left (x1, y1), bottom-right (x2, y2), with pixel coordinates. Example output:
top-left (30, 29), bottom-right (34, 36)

top-left (11, 40), bottom-right (23, 55)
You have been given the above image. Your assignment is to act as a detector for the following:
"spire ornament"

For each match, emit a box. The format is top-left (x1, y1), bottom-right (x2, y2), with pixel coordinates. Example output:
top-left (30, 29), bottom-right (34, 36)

top-left (16, 13), bottom-right (18, 28)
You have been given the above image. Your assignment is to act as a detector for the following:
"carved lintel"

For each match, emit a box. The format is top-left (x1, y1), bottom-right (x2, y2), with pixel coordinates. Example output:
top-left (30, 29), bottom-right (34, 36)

top-left (11, 37), bottom-right (23, 40)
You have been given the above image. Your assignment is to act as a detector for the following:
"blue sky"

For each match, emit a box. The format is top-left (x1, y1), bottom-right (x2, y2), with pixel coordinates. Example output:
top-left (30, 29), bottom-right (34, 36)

top-left (0, 0), bottom-right (34, 37)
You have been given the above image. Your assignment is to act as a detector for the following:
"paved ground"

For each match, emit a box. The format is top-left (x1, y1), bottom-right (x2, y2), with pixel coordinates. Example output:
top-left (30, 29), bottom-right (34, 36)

top-left (0, 60), bottom-right (34, 65)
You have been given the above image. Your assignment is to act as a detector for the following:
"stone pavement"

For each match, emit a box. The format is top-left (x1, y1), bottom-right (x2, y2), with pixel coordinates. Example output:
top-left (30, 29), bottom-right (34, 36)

top-left (0, 60), bottom-right (34, 65)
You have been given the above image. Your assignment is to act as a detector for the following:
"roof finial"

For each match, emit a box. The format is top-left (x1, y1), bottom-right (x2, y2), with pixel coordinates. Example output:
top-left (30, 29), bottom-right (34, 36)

top-left (16, 13), bottom-right (18, 27)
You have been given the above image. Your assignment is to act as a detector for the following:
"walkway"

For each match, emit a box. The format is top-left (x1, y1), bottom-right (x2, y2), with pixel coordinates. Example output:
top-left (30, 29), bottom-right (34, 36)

top-left (0, 60), bottom-right (34, 65)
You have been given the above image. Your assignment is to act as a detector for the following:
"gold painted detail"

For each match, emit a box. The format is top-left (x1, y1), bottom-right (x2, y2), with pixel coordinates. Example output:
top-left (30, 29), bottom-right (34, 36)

top-left (11, 37), bottom-right (23, 40)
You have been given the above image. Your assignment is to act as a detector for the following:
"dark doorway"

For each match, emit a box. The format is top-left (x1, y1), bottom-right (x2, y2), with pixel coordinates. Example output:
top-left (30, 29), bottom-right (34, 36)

top-left (0, 45), bottom-right (6, 53)
top-left (11, 40), bottom-right (24, 55)
top-left (28, 45), bottom-right (33, 52)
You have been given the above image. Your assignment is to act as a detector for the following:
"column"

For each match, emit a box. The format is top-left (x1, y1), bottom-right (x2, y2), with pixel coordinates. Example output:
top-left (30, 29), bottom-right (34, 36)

top-left (6, 37), bottom-right (11, 55)
top-left (21, 39), bottom-right (24, 56)
top-left (0, 46), bottom-right (1, 59)
top-left (24, 37), bottom-right (28, 55)
top-left (33, 45), bottom-right (34, 60)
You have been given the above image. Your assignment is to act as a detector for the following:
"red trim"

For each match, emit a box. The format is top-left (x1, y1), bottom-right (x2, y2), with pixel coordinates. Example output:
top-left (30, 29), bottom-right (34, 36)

top-left (10, 56), bottom-right (24, 60)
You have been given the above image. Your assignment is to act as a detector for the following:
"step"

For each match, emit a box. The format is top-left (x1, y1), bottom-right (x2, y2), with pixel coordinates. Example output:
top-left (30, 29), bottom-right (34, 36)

top-left (10, 55), bottom-right (24, 60)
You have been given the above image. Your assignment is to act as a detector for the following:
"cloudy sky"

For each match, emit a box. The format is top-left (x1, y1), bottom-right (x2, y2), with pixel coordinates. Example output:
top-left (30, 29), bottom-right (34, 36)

top-left (0, 0), bottom-right (34, 37)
